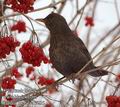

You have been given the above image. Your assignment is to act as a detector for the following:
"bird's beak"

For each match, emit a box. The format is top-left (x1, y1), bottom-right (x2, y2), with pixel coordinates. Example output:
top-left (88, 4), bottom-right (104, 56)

top-left (35, 18), bottom-right (45, 23)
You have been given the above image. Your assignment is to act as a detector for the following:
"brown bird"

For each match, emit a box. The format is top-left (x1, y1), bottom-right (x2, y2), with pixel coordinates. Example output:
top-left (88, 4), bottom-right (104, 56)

top-left (36, 12), bottom-right (108, 77)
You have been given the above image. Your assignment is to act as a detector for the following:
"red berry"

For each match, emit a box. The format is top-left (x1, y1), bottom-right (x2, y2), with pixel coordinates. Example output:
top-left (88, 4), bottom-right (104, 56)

top-left (0, 36), bottom-right (20, 59)
top-left (106, 96), bottom-right (120, 107)
top-left (11, 67), bottom-right (22, 78)
top-left (11, 21), bottom-right (26, 33)
top-left (5, 0), bottom-right (36, 13)
top-left (45, 102), bottom-right (54, 107)
top-left (38, 76), bottom-right (47, 86)
top-left (20, 41), bottom-right (49, 66)
top-left (116, 73), bottom-right (120, 82)
top-left (85, 16), bottom-right (94, 27)
top-left (1, 77), bottom-right (16, 89)
top-left (46, 78), bottom-right (55, 85)
top-left (38, 76), bottom-right (55, 86)
top-left (26, 66), bottom-right (34, 77)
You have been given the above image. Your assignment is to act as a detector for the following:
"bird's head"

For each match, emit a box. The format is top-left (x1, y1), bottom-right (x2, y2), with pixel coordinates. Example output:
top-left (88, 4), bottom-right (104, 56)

top-left (36, 12), bottom-right (71, 34)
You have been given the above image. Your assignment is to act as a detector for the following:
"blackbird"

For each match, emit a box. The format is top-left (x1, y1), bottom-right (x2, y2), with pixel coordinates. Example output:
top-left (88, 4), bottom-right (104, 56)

top-left (36, 12), bottom-right (108, 77)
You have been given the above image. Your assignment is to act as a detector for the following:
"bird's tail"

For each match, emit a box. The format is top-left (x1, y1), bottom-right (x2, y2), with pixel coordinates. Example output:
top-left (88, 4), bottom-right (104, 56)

top-left (88, 67), bottom-right (108, 77)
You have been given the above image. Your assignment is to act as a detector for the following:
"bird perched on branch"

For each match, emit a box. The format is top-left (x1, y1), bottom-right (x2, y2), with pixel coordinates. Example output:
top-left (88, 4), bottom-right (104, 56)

top-left (36, 12), bottom-right (108, 77)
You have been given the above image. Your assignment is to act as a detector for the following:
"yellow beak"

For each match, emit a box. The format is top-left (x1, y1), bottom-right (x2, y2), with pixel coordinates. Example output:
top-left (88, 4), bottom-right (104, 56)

top-left (35, 18), bottom-right (45, 23)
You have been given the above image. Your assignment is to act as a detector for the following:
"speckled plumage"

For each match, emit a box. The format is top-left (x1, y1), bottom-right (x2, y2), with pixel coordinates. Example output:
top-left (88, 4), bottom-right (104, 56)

top-left (39, 13), bottom-right (108, 77)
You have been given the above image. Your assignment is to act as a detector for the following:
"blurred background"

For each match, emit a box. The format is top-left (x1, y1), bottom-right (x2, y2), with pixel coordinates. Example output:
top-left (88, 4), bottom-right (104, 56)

top-left (0, 0), bottom-right (120, 107)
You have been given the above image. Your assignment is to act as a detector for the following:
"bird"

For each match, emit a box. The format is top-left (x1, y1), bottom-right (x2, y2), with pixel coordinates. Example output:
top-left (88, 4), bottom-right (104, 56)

top-left (36, 12), bottom-right (108, 78)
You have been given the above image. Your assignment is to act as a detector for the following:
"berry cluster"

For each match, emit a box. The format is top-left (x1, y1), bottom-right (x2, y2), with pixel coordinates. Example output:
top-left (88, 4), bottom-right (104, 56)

top-left (19, 41), bottom-right (49, 66)
top-left (38, 76), bottom-right (55, 86)
top-left (106, 96), bottom-right (120, 107)
top-left (5, 0), bottom-right (36, 13)
top-left (1, 77), bottom-right (16, 89)
top-left (0, 36), bottom-right (20, 59)
top-left (11, 67), bottom-right (22, 78)
top-left (11, 21), bottom-right (26, 33)
top-left (85, 16), bottom-right (94, 27)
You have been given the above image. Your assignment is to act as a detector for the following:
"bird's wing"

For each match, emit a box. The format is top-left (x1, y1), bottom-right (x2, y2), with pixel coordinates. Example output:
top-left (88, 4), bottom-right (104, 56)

top-left (72, 35), bottom-right (92, 61)
top-left (52, 33), bottom-right (93, 64)
top-left (61, 35), bottom-right (94, 66)
top-left (49, 33), bottom-right (94, 76)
